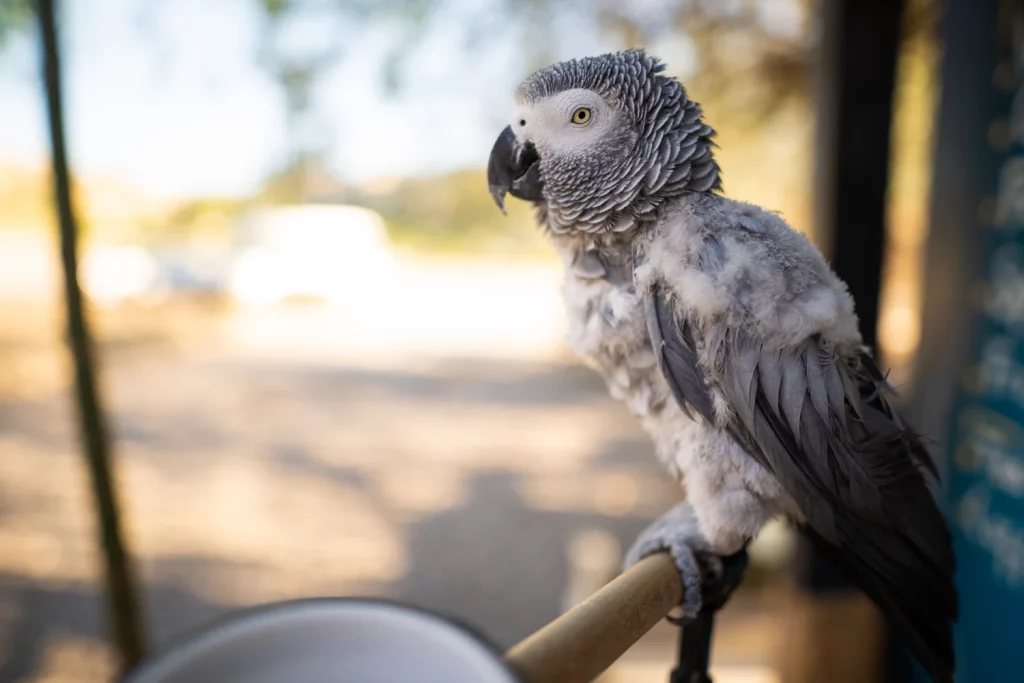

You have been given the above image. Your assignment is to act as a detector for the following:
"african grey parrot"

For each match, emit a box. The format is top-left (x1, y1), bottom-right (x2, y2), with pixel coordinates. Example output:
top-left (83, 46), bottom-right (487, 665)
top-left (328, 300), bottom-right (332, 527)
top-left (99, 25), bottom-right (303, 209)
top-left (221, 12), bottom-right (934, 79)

top-left (486, 50), bottom-right (957, 683)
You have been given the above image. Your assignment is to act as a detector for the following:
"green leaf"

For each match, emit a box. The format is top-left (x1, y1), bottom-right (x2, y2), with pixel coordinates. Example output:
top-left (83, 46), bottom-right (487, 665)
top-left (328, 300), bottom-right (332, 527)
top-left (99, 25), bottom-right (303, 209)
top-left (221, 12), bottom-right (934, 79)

top-left (0, 0), bottom-right (32, 52)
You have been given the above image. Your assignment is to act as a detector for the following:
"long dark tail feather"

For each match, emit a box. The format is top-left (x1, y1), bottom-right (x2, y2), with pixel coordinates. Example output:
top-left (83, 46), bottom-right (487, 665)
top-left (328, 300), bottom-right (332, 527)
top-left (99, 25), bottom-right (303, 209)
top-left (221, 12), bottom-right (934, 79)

top-left (803, 525), bottom-right (956, 683)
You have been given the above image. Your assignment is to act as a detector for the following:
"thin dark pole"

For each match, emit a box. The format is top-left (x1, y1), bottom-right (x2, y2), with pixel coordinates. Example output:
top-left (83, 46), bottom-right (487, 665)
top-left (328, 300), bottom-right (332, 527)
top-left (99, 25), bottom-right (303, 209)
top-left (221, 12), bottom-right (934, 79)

top-left (669, 612), bottom-right (714, 683)
top-left (669, 548), bottom-right (748, 683)
top-left (35, 0), bottom-right (147, 673)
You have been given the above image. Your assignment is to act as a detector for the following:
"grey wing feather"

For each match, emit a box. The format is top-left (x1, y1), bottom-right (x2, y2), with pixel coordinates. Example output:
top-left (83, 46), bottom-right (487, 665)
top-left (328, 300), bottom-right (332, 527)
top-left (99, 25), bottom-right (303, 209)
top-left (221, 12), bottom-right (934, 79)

top-left (726, 331), bottom-right (759, 429)
top-left (643, 284), bottom-right (716, 423)
top-left (805, 346), bottom-right (830, 426)
top-left (778, 350), bottom-right (806, 440)
top-left (642, 283), bottom-right (957, 683)
top-left (823, 359), bottom-right (847, 429)
top-left (757, 346), bottom-right (783, 415)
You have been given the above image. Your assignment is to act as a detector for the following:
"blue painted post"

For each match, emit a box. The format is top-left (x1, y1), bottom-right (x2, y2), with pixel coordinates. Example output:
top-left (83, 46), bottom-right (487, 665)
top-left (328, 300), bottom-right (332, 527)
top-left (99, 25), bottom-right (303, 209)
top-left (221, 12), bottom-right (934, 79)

top-left (912, 0), bottom-right (1024, 680)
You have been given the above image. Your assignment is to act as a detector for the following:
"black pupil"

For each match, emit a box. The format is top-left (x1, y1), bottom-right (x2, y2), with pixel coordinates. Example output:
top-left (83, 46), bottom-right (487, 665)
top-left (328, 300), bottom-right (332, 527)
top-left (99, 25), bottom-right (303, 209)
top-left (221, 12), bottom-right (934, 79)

top-left (576, 110), bottom-right (586, 120)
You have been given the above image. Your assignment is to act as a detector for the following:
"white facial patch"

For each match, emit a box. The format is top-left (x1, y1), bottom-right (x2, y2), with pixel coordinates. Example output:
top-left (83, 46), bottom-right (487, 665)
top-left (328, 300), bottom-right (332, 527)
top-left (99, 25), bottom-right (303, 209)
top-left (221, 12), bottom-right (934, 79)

top-left (511, 88), bottom-right (618, 155)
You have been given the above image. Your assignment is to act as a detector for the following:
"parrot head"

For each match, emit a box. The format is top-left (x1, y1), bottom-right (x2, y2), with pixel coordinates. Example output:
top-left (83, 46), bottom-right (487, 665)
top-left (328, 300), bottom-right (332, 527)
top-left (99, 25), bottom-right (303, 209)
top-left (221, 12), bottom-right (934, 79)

top-left (487, 50), bottom-right (721, 233)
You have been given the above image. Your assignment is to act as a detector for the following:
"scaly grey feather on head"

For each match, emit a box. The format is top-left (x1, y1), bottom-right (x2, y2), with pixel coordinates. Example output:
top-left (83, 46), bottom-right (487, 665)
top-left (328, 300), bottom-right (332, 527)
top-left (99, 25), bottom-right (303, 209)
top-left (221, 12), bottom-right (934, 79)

top-left (486, 49), bottom-right (958, 683)
top-left (494, 50), bottom-right (720, 235)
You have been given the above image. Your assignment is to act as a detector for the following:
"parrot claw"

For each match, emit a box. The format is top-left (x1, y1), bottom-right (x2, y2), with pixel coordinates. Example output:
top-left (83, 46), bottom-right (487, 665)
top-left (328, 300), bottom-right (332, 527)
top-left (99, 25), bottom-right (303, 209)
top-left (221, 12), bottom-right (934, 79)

top-left (693, 546), bottom-right (749, 614)
top-left (623, 502), bottom-right (749, 623)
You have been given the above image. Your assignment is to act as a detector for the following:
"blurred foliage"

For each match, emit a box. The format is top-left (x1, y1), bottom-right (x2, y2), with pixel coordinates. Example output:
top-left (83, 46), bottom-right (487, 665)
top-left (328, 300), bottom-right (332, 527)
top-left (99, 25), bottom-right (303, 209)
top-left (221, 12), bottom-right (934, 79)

top-left (154, 197), bottom-right (252, 245)
top-left (253, 0), bottom-right (821, 137)
top-left (247, 0), bottom-right (935, 250)
top-left (0, 0), bottom-right (30, 51)
top-left (252, 0), bottom-right (832, 246)
top-left (251, 0), bottom-right (437, 198)
top-left (0, 0), bottom-right (940, 259)
top-left (251, 0), bottom-right (938, 164)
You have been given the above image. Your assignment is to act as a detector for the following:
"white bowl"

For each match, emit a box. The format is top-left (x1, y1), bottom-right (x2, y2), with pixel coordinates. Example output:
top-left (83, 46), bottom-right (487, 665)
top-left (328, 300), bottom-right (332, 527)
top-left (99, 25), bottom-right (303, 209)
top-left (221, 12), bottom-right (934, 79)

top-left (124, 599), bottom-right (521, 683)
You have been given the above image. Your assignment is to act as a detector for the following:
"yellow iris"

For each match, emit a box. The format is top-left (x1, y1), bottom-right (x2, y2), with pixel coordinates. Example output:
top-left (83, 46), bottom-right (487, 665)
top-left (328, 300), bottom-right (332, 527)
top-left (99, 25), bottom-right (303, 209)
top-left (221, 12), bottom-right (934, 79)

top-left (571, 107), bottom-right (592, 124)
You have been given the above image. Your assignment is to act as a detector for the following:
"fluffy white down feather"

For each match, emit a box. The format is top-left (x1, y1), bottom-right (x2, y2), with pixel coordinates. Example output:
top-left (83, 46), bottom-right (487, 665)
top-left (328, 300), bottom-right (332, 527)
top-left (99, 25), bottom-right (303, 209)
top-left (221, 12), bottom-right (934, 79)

top-left (554, 193), bottom-right (859, 554)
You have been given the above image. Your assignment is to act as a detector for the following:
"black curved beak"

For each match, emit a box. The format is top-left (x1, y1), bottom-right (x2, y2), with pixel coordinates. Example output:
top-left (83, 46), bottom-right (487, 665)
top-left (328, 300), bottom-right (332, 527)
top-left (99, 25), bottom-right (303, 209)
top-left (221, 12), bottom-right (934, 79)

top-left (487, 125), bottom-right (543, 214)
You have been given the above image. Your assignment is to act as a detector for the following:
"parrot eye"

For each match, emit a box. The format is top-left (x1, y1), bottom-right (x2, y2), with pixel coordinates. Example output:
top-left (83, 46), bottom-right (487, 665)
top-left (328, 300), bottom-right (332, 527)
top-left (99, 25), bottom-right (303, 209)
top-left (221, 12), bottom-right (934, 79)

top-left (570, 107), bottom-right (592, 125)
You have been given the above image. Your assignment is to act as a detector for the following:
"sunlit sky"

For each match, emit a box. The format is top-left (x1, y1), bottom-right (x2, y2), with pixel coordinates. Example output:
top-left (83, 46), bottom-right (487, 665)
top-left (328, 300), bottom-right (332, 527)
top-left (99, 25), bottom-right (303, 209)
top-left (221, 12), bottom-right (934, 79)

top-left (0, 0), bottom-right (704, 200)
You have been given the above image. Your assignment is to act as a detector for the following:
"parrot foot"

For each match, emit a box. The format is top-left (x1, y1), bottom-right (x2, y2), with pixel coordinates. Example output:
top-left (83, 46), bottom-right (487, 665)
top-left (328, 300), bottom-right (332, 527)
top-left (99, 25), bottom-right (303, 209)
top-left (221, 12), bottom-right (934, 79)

top-left (623, 502), bottom-right (749, 623)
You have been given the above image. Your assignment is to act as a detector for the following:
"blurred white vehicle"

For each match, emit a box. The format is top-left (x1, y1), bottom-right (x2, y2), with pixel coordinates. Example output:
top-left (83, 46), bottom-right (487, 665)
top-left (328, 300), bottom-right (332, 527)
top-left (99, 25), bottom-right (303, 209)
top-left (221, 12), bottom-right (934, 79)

top-left (80, 245), bottom-right (163, 307)
top-left (227, 204), bottom-right (396, 309)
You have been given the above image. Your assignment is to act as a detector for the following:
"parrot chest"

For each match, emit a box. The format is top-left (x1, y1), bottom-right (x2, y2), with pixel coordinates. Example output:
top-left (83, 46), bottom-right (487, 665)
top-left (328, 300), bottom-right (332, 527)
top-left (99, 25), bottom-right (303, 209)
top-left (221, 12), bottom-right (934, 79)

top-left (552, 235), bottom-right (795, 546)
top-left (555, 239), bottom-right (671, 420)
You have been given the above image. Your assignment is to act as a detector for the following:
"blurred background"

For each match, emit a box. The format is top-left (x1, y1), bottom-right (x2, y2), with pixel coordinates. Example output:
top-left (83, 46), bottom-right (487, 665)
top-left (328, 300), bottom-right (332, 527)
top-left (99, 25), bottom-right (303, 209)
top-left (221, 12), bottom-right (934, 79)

top-left (0, 0), bottom-right (1013, 682)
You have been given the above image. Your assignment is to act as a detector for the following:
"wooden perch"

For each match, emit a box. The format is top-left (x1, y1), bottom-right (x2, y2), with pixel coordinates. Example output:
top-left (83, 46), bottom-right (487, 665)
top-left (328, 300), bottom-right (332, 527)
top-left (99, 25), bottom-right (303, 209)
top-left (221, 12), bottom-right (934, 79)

top-left (504, 553), bottom-right (681, 683)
